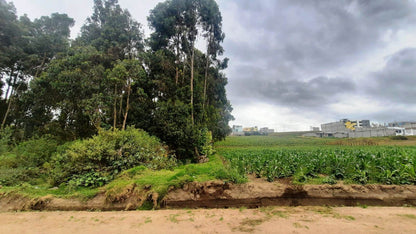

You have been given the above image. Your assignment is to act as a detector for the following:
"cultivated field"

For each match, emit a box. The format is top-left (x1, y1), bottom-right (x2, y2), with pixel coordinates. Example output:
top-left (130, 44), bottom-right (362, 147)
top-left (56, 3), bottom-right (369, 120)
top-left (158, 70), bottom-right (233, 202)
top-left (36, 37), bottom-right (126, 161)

top-left (216, 134), bottom-right (416, 185)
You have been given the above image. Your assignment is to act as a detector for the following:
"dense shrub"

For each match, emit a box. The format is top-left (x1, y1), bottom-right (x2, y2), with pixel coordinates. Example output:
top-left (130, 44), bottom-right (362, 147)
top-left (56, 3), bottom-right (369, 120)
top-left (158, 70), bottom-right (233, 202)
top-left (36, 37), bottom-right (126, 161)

top-left (50, 127), bottom-right (176, 186)
top-left (0, 167), bottom-right (41, 186)
top-left (0, 127), bottom-right (14, 156)
top-left (0, 135), bottom-right (58, 186)
top-left (390, 135), bottom-right (408, 140)
top-left (15, 136), bottom-right (59, 167)
top-left (197, 128), bottom-right (214, 157)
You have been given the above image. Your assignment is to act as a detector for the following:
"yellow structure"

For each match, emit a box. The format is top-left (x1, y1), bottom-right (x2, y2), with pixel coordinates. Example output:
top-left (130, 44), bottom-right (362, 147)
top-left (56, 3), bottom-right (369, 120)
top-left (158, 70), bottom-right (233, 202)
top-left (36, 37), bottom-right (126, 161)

top-left (243, 126), bottom-right (258, 132)
top-left (345, 121), bottom-right (357, 130)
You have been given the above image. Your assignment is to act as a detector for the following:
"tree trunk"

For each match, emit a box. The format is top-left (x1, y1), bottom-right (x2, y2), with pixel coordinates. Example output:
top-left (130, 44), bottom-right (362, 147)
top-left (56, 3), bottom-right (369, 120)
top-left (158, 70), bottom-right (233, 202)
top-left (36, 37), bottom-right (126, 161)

top-left (182, 63), bottom-right (186, 84)
top-left (175, 37), bottom-right (180, 85)
top-left (203, 51), bottom-right (209, 111)
top-left (190, 47), bottom-right (195, 125)
top-left (1, 96), bottom-right (13, 130)
top-left (94, 108), bottom-right (101, 130)
top-left (175, 67), bottom-right (179, 85)
top-left (118, 92), bottom-right (123, 121)
top-left (122, 81), bottom-right (131, 131)
top-left (113, 84), bottom-right (117, 130)
top-left (35, 52), bottom-right (47, 78)
top-left (1, 82), bottom-right (21, 130)
top-left (4, 68), bottom-right (14, 100)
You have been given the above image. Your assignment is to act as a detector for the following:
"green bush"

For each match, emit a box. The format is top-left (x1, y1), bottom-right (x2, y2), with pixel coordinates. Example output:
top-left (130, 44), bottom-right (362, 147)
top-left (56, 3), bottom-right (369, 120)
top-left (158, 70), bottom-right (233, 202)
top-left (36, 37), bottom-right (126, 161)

top-left (50, 127), bottom-right (176, 186)
top-left (0, 167), bottom-right (41, 186)
top-left (0, 127), bottom-right (13, 155)
top-left (15, 136), bottom-right (59, 167)
top-left (0, 153), bottom-right (18, 168)
top-left (198, 128), bottom-right (214, 157)
top-left (0, 135), bottom-right (58, 186)
top-left (390, 135), bottom-right (408, 140)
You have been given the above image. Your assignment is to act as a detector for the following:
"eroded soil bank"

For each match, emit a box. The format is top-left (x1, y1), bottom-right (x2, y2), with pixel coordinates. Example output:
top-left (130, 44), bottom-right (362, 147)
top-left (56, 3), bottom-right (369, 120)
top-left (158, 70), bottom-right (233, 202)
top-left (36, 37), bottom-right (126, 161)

top-left (163, 178), bottom-right (416, 208)
top-left (1, 178), bottom-right (416, 211)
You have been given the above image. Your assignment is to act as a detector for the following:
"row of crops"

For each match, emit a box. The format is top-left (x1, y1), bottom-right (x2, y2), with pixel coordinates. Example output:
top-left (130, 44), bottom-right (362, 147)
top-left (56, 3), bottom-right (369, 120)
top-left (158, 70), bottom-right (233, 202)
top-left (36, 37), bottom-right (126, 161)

top-left (219, 147), bottom-right (416, 185)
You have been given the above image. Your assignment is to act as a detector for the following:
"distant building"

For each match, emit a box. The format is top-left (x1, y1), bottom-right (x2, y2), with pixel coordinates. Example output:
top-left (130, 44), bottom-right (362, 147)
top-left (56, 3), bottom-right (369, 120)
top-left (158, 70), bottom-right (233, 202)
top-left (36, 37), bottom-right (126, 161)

top-left (243, 126), bottom-right (260, 136)
top-left (259, 127), bottom-right (275, 135)
top-left (231, 125), bottom-right (244, 136)
top-left (319, 119), bottom-right (406, 138)
top-left (349, 127), bottom-right (403, 138)
top-left (357, 120), bottom-right (371, 128)
top-left (243, 126), bottom-right (258, 132)
top-left (321, 119), bottom-right (351, 133)
top-left (310, 126), bottom-right (320, 131)
top-left (321, 119), bottom-right (371, 133)
top-left (388, 122), bottom-right (416, 136)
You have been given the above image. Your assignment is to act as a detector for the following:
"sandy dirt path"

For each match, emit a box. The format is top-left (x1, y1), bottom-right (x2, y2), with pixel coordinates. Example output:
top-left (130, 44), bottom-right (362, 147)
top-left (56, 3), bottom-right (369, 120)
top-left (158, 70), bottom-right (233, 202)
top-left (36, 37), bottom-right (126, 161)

top-left (0, 206), bottom-right (415, 234)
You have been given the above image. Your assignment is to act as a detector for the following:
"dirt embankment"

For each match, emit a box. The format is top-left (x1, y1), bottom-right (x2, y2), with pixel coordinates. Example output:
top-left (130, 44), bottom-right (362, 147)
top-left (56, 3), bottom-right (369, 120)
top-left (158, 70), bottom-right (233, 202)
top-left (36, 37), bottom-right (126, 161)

top-left (163, 178), bottom-right (416, 208)
top-left (0, 183), bottom-right (158, 212)
top-left (1, 179), bottom-right (416, 211)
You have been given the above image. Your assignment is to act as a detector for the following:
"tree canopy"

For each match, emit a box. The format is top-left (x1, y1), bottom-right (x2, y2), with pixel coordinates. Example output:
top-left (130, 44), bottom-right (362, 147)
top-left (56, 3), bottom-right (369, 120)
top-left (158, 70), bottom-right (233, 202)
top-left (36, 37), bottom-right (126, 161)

top-left (0, 0), bottom-right (233, 160)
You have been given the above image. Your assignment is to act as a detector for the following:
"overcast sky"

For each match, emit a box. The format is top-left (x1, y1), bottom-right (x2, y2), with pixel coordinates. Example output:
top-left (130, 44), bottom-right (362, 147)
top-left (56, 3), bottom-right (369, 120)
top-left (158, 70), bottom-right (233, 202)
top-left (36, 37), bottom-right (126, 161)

top-left (10, 0), bottom-right (416, 131)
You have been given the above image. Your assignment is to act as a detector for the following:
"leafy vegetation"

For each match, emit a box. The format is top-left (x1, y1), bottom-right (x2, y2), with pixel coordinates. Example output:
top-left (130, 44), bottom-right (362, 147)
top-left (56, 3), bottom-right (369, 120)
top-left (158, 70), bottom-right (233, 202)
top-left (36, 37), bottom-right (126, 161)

top-left (49, 127), bottom-right (176, 187)
top-left (0, 0), bottom-right (233, 199)
top-left (0, 128), bottom-right (177, 188)
top-left (105, 154), bottom-right (245, 200)
top-left (217, 136), bottom-right (416, 184)
top-left (0, 0), bottom-right (232, 161)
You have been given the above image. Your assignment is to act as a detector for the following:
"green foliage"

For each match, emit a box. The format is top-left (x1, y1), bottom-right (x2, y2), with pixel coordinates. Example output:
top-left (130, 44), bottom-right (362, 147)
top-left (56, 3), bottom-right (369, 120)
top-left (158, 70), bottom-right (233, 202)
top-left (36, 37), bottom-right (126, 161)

top-left (198, 128), bottom-right (214, 156)
top-left (149, 100), bottom-right (197, 160)
top-left (79, 0), bottom-right (143, 60)
top-left (0, 167), bottom-right (35, 186)
top-left (68, 172), bottom-right (112, 188)
top-left (50, 127), bottom-right (176, 186)
top-left (15, 136), bottom-right (58, 167)
top-left (0, 135), bottom-right (58, 186)
top-left (105, 154), bottom-right (240, 199)
top-left (220, 146), bottom-right (416, 185)
top-left (391, 135), bottom-right (408, 140)
top-left (1, 0), bottom-right (232, 161)
top-left (0, 126), bottom-right (13, 155)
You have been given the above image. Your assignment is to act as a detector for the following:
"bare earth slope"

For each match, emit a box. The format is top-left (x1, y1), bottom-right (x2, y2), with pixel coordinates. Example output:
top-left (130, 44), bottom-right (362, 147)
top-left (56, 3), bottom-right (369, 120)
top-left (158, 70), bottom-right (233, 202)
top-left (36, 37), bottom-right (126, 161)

top-left (2, 178), bottom-right (416, 211)
top-left (164, 178), bottom-right (416, 208)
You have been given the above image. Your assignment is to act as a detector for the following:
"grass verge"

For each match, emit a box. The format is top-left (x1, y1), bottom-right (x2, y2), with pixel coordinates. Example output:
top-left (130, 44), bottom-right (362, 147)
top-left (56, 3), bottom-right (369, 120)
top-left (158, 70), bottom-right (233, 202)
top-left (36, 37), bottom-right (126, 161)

top-left (105, 154), bottom-right (246, 201)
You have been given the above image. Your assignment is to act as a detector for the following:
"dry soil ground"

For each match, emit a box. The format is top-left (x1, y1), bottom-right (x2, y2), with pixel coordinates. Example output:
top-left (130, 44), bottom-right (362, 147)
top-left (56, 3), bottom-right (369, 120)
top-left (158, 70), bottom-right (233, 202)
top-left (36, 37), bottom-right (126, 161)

top-left (1, 206), bottom-right (416, 234)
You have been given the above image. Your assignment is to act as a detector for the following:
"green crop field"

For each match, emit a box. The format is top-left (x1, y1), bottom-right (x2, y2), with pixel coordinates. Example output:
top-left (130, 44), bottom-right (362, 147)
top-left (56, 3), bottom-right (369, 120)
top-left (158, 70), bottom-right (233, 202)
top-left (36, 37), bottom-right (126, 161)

top-left (216, 135), bottom-right (416, 185)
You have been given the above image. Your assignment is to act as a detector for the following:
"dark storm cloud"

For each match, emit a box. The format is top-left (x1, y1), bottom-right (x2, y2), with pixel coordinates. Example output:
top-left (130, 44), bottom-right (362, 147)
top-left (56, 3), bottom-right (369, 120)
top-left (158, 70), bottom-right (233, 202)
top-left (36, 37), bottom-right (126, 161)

top-left (232, 71), bottom-right (355, 108)
top-left (368, 48), bottom-right (416, 104)
top-left (220, 0), bottom-right (416, 115)
top-left (224, 0), bottom-right (416, 73)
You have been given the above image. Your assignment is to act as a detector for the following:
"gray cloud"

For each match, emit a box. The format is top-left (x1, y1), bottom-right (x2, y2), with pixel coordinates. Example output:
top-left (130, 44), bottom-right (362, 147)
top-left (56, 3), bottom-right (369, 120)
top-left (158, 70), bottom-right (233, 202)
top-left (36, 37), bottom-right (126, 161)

top-left (219, 0), bottom-right (416, 127)
top-left (223, 0), bottom-right (416, 76)
top-left (232, 73), bottom-right (355, 108)
top-left (368, 48), bottom-right (416, 104)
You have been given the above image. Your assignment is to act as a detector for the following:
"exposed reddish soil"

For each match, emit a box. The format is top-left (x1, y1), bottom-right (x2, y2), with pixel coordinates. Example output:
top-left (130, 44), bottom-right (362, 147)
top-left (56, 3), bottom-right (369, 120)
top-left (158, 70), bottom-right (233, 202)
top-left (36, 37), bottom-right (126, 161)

top-left (1, 207), bottom-right (416, 233)
top-left (1, 178), bottom-right (416, 211)
top-left (163, 178), bottom-right (416, 208)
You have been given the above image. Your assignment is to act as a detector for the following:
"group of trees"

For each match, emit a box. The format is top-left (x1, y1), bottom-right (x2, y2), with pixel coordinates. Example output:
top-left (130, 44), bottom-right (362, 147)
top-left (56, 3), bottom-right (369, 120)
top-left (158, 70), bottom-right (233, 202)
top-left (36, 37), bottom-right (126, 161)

top-left (0, 0), bottom-right (233, 160)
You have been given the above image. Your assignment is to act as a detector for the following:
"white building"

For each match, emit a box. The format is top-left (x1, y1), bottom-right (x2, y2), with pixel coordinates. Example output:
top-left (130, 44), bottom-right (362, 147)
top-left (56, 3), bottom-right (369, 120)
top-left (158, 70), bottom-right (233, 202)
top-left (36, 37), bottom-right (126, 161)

top-left (231, 125), bottom-right (244, 136)
top-left (389, 122), bottom-right (416, 136)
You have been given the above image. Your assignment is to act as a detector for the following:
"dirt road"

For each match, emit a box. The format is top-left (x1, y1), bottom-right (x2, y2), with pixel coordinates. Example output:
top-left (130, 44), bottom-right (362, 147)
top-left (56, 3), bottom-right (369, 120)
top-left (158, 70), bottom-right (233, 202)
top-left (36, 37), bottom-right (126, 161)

top-left (1, 206), bottom-right (415, 233)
